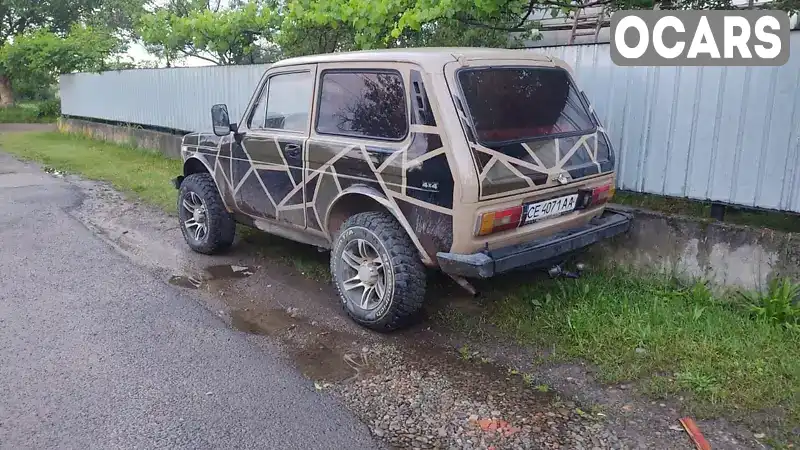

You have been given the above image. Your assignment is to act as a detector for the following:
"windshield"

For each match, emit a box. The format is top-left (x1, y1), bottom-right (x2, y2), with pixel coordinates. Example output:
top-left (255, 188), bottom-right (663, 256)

top-left (457, 67), bottom-right (595, 146)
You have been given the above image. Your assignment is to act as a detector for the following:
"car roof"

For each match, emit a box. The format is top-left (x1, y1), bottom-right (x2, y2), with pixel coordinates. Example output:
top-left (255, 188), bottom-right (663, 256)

top-left (270, 47), bottom-right (558, 70)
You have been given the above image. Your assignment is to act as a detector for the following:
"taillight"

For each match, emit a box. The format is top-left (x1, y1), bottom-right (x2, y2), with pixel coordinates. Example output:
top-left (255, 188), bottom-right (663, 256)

top-left (578, 183), bottom-right (615, 208)
top-left (477, 205), bottom-right (523, 236)
top-left (592, 184), bottom-right (615, 205)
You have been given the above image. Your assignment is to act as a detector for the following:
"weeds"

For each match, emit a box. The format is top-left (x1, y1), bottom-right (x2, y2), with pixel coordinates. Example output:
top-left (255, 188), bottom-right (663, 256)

top-left (736, 277), bottom-right (800, 330)
top-left (35, 99), bottom-right (61, 119)
top-left (675, 371), bottom-right (722, 402)
top-left (458, 345), bottom-right (473, 361)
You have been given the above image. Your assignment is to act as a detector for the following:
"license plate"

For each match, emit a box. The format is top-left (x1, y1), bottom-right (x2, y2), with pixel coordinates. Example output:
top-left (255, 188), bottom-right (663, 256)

top-left (523, 194), bottom-right (578, 224)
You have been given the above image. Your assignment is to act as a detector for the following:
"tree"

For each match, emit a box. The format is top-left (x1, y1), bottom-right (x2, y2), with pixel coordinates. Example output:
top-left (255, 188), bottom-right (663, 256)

top-left (138, 0), bottom-right (800, 63)
top-left (137, 0), bottom-right (282, 65)
top-left (0, 0), bottom-right (145, 105)
top-left (285, 0), bottom-right (798, 50)
top-left (0, 25), bottom-right (123, 105)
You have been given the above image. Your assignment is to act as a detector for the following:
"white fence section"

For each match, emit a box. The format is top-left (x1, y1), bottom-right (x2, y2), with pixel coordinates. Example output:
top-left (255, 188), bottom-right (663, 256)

top-left (59, 35), bottom-right (800, 213)
top-left (539, 33), bottom-right (800, 213)
top-left (60, 64), bottom-right (270, 133)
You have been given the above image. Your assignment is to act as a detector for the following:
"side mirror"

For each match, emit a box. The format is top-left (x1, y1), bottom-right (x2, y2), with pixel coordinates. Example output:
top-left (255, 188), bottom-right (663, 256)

top-left (211, 104), bottom-right (236, 136)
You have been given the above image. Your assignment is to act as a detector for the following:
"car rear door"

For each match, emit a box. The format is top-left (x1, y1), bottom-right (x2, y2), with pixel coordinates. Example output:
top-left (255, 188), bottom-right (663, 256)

top-left (444, 59), bottom-right (615, 203)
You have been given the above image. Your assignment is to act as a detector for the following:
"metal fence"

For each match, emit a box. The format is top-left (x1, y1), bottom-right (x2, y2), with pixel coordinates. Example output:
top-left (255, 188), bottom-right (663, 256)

top-left (59, 35), bottom-right (800, 213)
top-left (539, 32), bottom-right (800, 213)
top-left (60, 64), bottom-right (270, 133)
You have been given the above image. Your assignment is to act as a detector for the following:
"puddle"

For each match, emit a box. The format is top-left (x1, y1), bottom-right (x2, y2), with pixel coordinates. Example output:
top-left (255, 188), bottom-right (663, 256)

top-left (169, 264), bottom-right (255, 290)
top-left (230, 308), bottom-right (297, 336)
top-left (290, 343), bottom-right (359, 383)
top-left (230, 308), bottom-right (359, 383)
top-left (168, 275), bottom-right (204, 289)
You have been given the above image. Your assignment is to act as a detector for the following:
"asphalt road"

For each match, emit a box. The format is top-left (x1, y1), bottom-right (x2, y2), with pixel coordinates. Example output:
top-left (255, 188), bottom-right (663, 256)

top-left (0, 154), bottom-right (379, 450)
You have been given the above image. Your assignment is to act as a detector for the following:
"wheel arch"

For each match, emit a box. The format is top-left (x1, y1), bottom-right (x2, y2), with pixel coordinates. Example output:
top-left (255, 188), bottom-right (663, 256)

top-left (183, 156), bottom-right (213, 177)
top-left (180, 155), bottom-right (236, 213)
top-left (324, 186), bottom-right (434, 266)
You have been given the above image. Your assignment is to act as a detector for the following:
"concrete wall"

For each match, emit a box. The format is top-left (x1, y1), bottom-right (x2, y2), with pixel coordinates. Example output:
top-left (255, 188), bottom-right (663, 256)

top-left (598, 206), bottom-right (799, 291)
top-left (59, 118), bottom-right (797, 291)
top-left (58, 117), bottom-right (184, 160)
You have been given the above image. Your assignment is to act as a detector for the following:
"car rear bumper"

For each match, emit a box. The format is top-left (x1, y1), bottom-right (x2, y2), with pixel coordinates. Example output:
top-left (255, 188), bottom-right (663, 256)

top-left (436, 209), bottom-right (632, 278)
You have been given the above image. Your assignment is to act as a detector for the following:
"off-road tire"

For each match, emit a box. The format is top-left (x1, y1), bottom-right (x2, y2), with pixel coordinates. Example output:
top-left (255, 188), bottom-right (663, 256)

top-left (331, 212), bottom-right (426, 332)
top-left (178, 172), bottom-right (235, 254)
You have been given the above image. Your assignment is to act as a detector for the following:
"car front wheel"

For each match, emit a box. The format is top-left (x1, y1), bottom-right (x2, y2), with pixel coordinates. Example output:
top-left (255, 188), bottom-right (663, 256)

top-left (331, 211), bottom-right (426, 332)
top-left (178, 172), bottom-right (235, 254)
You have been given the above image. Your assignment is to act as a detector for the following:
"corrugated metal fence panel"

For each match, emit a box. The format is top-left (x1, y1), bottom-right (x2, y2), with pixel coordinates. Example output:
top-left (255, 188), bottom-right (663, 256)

top-left (538, 33), bottom-right (800, 213)
top-left (59, 64), bottom-right (270, 133)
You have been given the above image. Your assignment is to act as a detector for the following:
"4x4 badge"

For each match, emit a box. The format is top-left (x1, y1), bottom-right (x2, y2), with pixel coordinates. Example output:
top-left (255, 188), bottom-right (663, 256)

top-left (556, 173), bottom-right (570, 185)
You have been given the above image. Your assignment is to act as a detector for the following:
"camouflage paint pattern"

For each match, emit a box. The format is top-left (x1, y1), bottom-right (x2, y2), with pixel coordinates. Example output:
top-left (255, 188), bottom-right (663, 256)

top-left (178, 49), bottom-right (616, 266)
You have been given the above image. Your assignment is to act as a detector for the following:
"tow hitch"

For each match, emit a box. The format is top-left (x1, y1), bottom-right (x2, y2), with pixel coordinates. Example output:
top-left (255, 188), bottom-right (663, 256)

top-left (547, 262), bottom-right (586, 279)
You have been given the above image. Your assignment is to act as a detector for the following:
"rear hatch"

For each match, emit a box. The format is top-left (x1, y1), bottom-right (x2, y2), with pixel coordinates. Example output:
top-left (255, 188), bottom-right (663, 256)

top-left (448, 63), bottom-right (615, 202)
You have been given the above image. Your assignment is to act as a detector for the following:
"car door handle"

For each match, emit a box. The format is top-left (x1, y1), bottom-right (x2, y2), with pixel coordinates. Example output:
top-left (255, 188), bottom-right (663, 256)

top-left (285, 144), bottom-right (301, 157)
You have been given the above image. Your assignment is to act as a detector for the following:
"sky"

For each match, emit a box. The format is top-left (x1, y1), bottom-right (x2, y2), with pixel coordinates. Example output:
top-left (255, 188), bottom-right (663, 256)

top-left (126, 41), bottom-right (214, 67)
top-left (123, 0), bottom-right (225, 67)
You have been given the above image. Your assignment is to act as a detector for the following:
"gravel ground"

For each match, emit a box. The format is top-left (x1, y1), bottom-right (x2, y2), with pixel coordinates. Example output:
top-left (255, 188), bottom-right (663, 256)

top-left (331, 345), bottom-right (626, 450)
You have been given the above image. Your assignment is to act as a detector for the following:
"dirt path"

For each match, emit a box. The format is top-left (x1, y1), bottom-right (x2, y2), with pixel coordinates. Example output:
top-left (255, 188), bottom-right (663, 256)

top-left (61, 172), bottom-right (765, 449)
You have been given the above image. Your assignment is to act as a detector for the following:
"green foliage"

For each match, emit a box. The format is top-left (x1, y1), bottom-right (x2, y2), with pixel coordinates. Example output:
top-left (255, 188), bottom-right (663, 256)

top-left (737, 277), bottom-right (800, 330)
top-left (36, 99), bottom-right (61, 118)
top-left (138, 1), bottom-right (281, 65)
top-left (0, 105), bottom-right (52, 123)
top-left (282, 0), bottom-right (526, 49)
top-left (13, 80), bottom-right (57, 102)
top-left (137, 0), bottom-right (800, 62)
top-left (0, 0), bottom-right (144, 103)
top-left (0, 0), bottom-right (144, 44)
top-left (281, 0), bottom-right (791, 50)
top-left (0, 25), bottom-right (122, 94)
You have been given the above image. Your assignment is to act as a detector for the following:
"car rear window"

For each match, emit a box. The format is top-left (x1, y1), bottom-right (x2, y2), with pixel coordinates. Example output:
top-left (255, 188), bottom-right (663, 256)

top-left (457, 67), bottom-right (595, 146)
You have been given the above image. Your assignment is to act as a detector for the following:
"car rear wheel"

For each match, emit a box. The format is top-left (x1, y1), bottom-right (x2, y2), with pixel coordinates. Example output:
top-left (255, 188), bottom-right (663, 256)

top-left (178, 172), bottom-right (235, 254)
top-left (331, 211), bottom-right (426, 332)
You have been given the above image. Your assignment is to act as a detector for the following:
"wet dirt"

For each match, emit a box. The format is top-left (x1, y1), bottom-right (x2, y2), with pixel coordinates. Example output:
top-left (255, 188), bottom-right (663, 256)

top-left (169, 264), bottom-right (256, 289)
top-left (230, 307), bottom-right (360, 382)
top-left (168, 275), bottom-right (203, 289)
top-left (205, 264), bottom-right (255, 279)
top-left (58, 172), bottom-right (771, 449)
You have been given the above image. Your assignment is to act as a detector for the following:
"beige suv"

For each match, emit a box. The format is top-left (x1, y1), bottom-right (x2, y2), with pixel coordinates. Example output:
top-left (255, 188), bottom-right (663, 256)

top-left (172, 48), bottom-right (631, 332)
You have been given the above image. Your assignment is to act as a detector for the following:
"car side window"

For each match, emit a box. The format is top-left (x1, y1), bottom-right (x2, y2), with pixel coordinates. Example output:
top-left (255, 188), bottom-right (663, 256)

top-left (249, 71), bottom-right (313, 132)
top-left (316, 70), bottom-right (408, 140)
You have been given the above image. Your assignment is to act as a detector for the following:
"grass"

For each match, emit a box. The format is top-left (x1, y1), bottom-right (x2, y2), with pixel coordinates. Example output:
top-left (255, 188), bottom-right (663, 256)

top-left (2, 131), bottom-right (798, 433)
top-left (0, 104), bottom-right (56, 124)
top-left (615, 190), bottom-right (800, 234)
top-left (0, 131), bottom-right (181, 211)
top-left (486, 269), bottom-right (800, 424)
